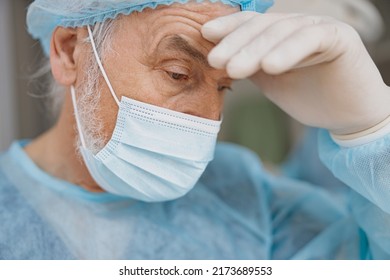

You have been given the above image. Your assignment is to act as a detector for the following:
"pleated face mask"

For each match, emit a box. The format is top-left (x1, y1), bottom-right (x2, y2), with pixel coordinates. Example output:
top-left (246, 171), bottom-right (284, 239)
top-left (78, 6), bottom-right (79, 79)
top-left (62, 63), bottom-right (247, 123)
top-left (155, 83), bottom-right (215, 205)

top-left (70, 26), bottom-right (221, 202)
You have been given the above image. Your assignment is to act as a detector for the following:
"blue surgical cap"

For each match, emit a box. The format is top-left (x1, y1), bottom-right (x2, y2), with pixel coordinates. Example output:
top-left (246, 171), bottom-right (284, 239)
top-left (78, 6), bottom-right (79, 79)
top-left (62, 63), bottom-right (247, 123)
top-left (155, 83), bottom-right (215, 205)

top-left (26, 0), bottom-right (274, 56)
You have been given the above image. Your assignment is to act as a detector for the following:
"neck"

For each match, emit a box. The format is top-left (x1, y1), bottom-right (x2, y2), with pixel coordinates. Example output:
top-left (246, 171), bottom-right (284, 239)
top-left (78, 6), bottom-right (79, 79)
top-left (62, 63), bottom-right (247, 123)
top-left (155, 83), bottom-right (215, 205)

top-left (24, 91), bottom-right (104, 193)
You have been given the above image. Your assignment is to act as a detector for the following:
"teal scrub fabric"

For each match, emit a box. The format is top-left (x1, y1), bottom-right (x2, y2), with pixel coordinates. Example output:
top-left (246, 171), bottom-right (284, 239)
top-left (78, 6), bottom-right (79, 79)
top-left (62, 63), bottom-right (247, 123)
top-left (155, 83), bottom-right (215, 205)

top-left (0, 133), bottom-right (387, 259)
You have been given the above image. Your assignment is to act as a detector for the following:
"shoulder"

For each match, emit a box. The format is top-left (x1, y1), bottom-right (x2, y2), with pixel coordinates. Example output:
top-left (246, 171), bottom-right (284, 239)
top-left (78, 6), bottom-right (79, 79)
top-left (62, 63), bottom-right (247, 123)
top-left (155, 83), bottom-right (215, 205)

top-left (202, 142), bottom-right (265, 184)
top-left (210, 142), bottom-right (264, 172)
top-left (0, 145), bottom-right (73, 259)
top-left (198, 142), bottom-right (270, 217)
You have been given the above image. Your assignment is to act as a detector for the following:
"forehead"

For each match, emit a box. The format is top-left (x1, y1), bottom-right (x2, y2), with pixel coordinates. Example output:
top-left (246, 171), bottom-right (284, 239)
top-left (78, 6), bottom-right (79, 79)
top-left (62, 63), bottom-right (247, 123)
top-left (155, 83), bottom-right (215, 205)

top-left (112, 1), bottom-right (239, 54)
top-left (145, 1), bottom-right (239, 20)
top-left (116, 1), bottom-right (239, 33)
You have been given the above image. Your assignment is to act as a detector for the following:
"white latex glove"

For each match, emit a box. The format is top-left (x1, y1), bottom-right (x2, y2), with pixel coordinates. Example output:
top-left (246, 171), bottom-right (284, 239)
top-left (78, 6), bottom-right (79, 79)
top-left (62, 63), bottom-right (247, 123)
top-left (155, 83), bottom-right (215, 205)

top-left (269, 0), bottom-right (384, 43)
top-left (201, 12), bottom-right (390, 138)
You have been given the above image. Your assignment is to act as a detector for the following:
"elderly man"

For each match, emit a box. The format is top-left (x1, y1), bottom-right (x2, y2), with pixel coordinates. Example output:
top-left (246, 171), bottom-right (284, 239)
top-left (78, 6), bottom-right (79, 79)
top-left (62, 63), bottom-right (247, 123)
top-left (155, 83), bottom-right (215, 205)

top-left (1, 0), bottom-right (390, 259)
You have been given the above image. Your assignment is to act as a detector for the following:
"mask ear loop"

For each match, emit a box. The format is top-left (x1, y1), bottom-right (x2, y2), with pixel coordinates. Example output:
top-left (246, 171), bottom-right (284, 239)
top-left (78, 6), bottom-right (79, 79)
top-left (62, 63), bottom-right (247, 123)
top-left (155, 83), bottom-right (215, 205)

top-left (70, 85), bottom-right (87, 148)
top-left (87, 25), bottom-right (120, 106)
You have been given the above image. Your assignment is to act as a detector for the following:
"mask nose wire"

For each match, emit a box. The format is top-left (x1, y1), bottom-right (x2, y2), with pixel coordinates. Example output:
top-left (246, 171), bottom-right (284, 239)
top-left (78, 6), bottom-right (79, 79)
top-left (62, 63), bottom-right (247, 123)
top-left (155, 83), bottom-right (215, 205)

top-left (87, 25), bottom-right (120, 106)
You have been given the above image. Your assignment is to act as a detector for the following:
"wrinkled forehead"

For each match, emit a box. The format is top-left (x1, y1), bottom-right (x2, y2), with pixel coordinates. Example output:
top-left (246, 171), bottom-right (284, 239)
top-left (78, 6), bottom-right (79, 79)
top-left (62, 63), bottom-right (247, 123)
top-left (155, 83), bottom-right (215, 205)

top-left (127, 1), bottom-right (241, 26)
top-left (108, 2), bottom-right (238, 67)
top-left (27, 0), bottom-right (274, 56)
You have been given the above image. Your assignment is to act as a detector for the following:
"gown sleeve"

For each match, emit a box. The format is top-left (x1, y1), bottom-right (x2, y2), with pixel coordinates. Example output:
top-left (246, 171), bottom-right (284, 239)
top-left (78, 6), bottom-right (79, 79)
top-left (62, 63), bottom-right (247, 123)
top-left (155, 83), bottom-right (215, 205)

top-left (318, 129), bottom-right (390, 259)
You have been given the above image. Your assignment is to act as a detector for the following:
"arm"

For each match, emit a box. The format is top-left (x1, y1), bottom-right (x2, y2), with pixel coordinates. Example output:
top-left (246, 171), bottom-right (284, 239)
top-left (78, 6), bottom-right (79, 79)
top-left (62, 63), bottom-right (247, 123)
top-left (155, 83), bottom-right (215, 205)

top-left (319, 130), bottom-right (390, 259)
top-left (201, 11), bottom-right (390, 259)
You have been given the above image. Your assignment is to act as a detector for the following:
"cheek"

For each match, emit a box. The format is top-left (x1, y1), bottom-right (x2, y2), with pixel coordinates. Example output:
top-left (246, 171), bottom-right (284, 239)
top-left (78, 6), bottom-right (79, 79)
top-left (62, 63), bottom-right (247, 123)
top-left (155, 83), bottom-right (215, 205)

top-left (124, 70), bottom-right (186, 106)
top-left (94, 82), bottom-right (119, 143)
top-left (103, 54), bottom-right (171, 106)
top-left (127, 71), bottom-right (173, 105)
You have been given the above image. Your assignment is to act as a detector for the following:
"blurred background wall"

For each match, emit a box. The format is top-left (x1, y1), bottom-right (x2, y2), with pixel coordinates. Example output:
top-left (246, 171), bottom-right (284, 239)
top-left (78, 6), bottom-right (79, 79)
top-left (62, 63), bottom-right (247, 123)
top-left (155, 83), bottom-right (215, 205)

top-left (1, 0), bottom-right (389, 166)
top-left (0, 1), bottom-right (17, 151)
top-left (0, 0), bottom-right (50, 152)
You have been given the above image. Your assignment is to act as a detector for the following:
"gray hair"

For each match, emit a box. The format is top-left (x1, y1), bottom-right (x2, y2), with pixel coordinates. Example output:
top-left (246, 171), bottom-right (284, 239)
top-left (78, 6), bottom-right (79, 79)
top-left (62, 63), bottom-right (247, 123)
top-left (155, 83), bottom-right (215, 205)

top-left (32, 18), bottom-right (119, 153)
top-left (34, 18), bottom-right (118, 118)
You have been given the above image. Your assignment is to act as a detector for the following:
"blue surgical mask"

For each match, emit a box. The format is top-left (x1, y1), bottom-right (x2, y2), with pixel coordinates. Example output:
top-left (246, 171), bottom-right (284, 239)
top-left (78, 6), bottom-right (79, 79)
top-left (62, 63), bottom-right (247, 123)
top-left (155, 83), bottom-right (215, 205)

top-left (69, 26), bottom-right (221, 202)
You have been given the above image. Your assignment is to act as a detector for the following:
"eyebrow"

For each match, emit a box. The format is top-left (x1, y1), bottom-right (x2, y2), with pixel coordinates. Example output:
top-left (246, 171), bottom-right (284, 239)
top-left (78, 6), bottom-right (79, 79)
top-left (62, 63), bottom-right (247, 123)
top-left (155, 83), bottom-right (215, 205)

top-left (164, 35), bottom-right (211, 68)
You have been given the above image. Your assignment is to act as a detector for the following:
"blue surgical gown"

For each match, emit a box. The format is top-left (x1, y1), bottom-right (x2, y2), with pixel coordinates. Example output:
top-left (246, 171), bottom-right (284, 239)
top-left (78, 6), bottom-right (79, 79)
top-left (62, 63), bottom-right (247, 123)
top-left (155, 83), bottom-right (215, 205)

top-left (0, 130), bottom-right (389, 259)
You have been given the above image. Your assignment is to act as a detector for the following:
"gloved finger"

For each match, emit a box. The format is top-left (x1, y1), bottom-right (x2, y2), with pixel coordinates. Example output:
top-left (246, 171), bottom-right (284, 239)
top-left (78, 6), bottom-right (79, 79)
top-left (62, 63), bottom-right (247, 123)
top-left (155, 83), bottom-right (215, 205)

top-left (207, 13), bottom-right (302, 69)
top-left (201, 11), bottom-right (258, 44)
top-left (260, 23), bottom-right (343, 75)
top-left (224, 15), bottom-right (323, 79)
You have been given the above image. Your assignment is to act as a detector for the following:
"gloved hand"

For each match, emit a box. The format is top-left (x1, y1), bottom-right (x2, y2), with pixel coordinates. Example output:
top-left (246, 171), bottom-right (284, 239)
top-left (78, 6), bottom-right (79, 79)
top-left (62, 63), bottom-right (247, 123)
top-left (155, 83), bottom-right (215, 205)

top-left (268, 0), bottom-right (384, 43)
top-left (201, 12), bottom-right (390, 137)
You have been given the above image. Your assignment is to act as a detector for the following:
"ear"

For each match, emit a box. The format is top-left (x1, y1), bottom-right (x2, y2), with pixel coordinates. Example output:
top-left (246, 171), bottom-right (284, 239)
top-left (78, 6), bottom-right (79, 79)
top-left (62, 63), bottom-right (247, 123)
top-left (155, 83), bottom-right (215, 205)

top-left (50, 27), bottom-right (79, 86)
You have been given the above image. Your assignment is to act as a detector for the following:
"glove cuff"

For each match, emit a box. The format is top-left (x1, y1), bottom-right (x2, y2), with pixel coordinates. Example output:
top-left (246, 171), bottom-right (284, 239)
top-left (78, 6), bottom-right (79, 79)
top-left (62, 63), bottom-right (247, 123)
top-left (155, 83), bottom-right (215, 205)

top-left (330, 114), bottom-right (390, 147)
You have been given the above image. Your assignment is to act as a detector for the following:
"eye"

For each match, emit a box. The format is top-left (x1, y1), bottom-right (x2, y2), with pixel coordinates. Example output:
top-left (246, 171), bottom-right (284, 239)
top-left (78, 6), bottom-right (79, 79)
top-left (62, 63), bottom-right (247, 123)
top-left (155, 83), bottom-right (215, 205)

top-left (217, 85), bottom-right (233, 92)
top-left (166, 71), bottom-right (189, 81)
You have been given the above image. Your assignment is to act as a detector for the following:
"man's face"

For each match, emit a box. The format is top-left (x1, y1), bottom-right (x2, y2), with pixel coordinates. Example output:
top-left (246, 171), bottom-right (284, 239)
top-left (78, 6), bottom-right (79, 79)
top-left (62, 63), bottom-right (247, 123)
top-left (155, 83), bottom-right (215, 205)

top-left (75, 2), bottom-right (239, 144)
